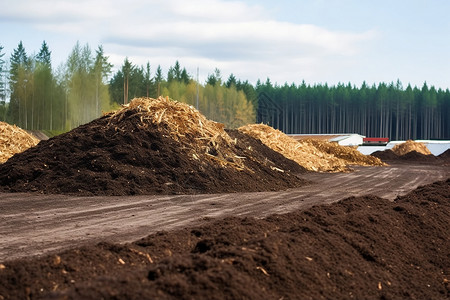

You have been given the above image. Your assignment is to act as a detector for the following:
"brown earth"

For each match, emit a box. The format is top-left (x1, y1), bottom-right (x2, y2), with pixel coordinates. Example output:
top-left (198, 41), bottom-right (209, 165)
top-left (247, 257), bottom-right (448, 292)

top-left (1, 97), bottom-right (449, 299)
top-left (372, 149), bottom-right (445, 164)
top-left (0, 117), bottom-right (307, 196)
top-left (2, 163), bottom-right (448, 264)
top-left (439, 148), bottom-right (450, 161)
top-left (0, 177), bottom-right (448, 300)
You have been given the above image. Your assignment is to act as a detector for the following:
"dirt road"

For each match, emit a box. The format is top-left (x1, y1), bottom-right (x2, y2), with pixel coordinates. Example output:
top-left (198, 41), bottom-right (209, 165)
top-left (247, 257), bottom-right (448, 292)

top-left (1, 163), bottom-right (448, 262)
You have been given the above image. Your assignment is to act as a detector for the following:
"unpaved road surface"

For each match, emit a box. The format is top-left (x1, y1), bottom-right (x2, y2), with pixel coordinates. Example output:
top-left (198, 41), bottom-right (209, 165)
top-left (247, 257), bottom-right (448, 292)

top-left (1, 163), bottom-right (448, 262)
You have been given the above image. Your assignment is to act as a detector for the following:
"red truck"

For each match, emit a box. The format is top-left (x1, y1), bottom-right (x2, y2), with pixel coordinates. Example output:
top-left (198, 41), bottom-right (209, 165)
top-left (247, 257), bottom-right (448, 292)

top-left (363, 137), bottom-right (389, 146)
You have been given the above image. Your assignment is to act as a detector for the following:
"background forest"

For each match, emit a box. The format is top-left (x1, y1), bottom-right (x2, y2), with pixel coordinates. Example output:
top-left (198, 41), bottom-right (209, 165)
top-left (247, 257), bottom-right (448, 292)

top-left (0, 41), bottom-right (449, 140)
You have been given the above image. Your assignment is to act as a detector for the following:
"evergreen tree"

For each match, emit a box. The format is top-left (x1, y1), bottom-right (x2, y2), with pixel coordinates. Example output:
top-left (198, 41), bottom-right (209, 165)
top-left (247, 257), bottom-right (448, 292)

top-left (92, 45), bottom-right (113, 115)
top-left (173, 60), bottom-right (182, 81)
top-left (109, 70), bottom-right (124, 105)
top-left (167, 66), bottom-right (175, 83)
top-left (155, 65), bottom-right (163, 96)
top-left (226, 74), bottom-right (237, 88)
top-left (122, 57), bottom-right (133, 104)
top-left (180, 67), bottom-right (190, 84)
top-left (144, 61), bottom-right (154, 97)
top-left (206, 68), bottom-right (222, 86)
top-left (8, 41), bottom-right (30, 127)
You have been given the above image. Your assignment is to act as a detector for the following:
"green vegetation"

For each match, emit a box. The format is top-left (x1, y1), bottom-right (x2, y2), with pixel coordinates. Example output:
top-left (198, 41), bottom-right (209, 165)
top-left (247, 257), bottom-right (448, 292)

top-left (1, 41), bottom-right (449, 139)
top-left (256, 80), bottom-right (450, 140)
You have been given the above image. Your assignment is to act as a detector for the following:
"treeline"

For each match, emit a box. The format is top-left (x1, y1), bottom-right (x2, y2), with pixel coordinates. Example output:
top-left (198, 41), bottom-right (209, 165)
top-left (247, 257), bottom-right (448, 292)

top-left (108, 61), bottom-right (256, 128)
top-left (1, 41), bottom-right (449, 139)
top-left (256, 80), bottom-right (450, 140)
top-left (0, 41), bottom-right (113, 131)
top-left (0, 41), bottom-right (255, 132)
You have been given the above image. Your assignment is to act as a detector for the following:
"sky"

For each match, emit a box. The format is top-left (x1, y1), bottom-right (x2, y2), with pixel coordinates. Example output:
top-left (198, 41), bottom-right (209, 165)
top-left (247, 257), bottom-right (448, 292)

top-left (1, 0), bottom-right (450, 89)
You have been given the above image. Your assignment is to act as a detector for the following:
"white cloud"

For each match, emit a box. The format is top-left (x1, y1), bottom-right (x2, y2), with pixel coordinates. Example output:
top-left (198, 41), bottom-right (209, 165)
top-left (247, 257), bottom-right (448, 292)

top-left (1, 0), bottom-right (378, 84)
top-left (0, 0), bottom-right (118, 22)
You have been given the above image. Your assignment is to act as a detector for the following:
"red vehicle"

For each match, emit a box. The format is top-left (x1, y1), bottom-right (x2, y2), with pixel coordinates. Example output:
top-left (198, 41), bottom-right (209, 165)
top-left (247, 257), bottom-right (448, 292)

top-left (363, 137), bottom-right (389, 145)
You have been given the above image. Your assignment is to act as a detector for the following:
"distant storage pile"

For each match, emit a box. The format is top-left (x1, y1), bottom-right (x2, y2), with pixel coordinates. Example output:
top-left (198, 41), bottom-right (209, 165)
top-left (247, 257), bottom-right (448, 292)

top-left (391, 140), bottom-right (432, 156)
top-left (0, 97), bottom-right (387, 196)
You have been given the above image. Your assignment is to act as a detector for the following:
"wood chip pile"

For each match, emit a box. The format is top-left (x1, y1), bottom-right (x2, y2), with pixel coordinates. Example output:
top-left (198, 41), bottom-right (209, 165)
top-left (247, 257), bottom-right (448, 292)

top-left (108, 97), bottom-right (244, 170)
top-left (303, 139), bottom-right (386, 166)
top-left (0, 122), bottom-right (39, 164)
top-left (239, 124), bottom-right (350, 172)
top-left (391, 140), bottom-right (432, 156)
top-left (239, 124), bottom-right (385, 172)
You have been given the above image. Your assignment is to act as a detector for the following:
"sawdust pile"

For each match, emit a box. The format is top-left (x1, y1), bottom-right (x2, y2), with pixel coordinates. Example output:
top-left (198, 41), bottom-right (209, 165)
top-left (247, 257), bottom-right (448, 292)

top-left (0, 122), bottom-right (39, 164)
top-left (304, 139), bottom-right (386, 166)
top-left (239, 124), bottom-right (385, 172)
top-left (239, 124), bottom-right (349, 172)
top-left (109, 97), bottom-right (243, 170)
top-left (391, 140), bottom-right (432, 156)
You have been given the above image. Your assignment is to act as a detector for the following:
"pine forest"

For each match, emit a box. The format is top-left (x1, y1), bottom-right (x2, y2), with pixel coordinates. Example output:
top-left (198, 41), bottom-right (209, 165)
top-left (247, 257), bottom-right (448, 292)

top-left (0, 41), bottom-right (449, 140)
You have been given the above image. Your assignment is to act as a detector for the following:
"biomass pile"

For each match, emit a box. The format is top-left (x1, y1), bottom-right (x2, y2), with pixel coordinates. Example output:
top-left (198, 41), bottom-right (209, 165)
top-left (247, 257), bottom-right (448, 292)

top-left (0, 121), bottom-right (39, 163)
top-left (1, 179), bottom-right (448, 299)
top-left (391, 140), bottom-right (432, 156)
top-left (239, 124), bottom-right (384, 172)
top-left (0, 97), bottom-right (307, 196)
top-left (303, 138), bottom-right (385, 166)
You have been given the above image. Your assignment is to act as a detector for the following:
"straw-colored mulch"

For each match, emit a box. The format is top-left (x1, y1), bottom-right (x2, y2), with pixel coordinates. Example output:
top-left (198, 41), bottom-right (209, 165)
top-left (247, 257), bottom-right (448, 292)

top-left (391, 140), bottom-right (431, 156)
top-left (303, 139), bottom-right (386, 166)
top-left (108, 97), bottom-right (243, 169)
top-left (239, 124), bottom-right (386, 172)
top-left (0, 121), bottom-right (39, 163)
top-left (238, 124), bottom-right (350, 172)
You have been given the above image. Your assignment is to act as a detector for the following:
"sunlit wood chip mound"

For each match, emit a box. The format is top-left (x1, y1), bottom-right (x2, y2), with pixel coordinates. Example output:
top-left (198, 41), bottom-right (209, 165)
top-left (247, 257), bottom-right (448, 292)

top-left (391, 140), bottom-right (431, 156)
top-left (108, 97), bottom-right (244, 170)
top-left (302, 139), bottom-right (386, 166)
top-left (239, 124), bottom-right (386, 172)
top-left (238, 124), bottom-right (350, 172)
top-left (0, 121), bottom-right (39, 163)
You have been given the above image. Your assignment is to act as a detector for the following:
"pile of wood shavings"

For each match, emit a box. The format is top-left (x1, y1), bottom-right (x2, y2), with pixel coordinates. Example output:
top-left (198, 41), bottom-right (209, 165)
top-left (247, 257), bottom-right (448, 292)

top-left (392, 140), bottom-right (431, 156)
top-left (303, 139), bottom-right (386, 166)
top-left (0, 122), bottom-right (39, 163)
top-left (239, 124), bottom-right (350, 172)
top-left (108, 97), bottom-right (243, 170)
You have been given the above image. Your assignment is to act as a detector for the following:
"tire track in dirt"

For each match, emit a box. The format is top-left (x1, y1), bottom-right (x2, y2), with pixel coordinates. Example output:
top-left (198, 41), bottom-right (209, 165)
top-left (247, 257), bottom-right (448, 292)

top-left (0, 164), bottom-right (448, 262)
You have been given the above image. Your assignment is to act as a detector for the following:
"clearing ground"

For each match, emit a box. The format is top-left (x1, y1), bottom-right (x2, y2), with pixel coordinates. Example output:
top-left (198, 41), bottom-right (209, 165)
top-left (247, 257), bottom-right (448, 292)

top-left (1, 163), bottom-right (448, 262)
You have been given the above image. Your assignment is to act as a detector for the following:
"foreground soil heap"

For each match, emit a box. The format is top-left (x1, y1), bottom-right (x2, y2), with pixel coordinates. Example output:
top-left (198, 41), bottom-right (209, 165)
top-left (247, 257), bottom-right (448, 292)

top-left (239, 124), bottom-right (385, 172)
top-left (0, 97), bottom-right (306, 195)
top-left (0, 121), bottom-right (39, 164)
top-left (0, 179), bottom-right (448, 299)
top-left (391, 139), bottom-right (432, 156)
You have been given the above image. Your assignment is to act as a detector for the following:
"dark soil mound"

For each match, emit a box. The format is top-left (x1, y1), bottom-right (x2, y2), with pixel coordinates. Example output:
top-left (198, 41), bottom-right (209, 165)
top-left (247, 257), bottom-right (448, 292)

top-left (400, 150), bottom-right (438, 162)
top-left (371, 149), bottom-right (399, 161)
top-left (439, 148), bottom-right (450, 160)
top-left (372, 149), bottom-right (440, 164)
top-left (0, 117), bottom-right (307, 196)
top-left (1, 179), bottom-right (448, 299)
